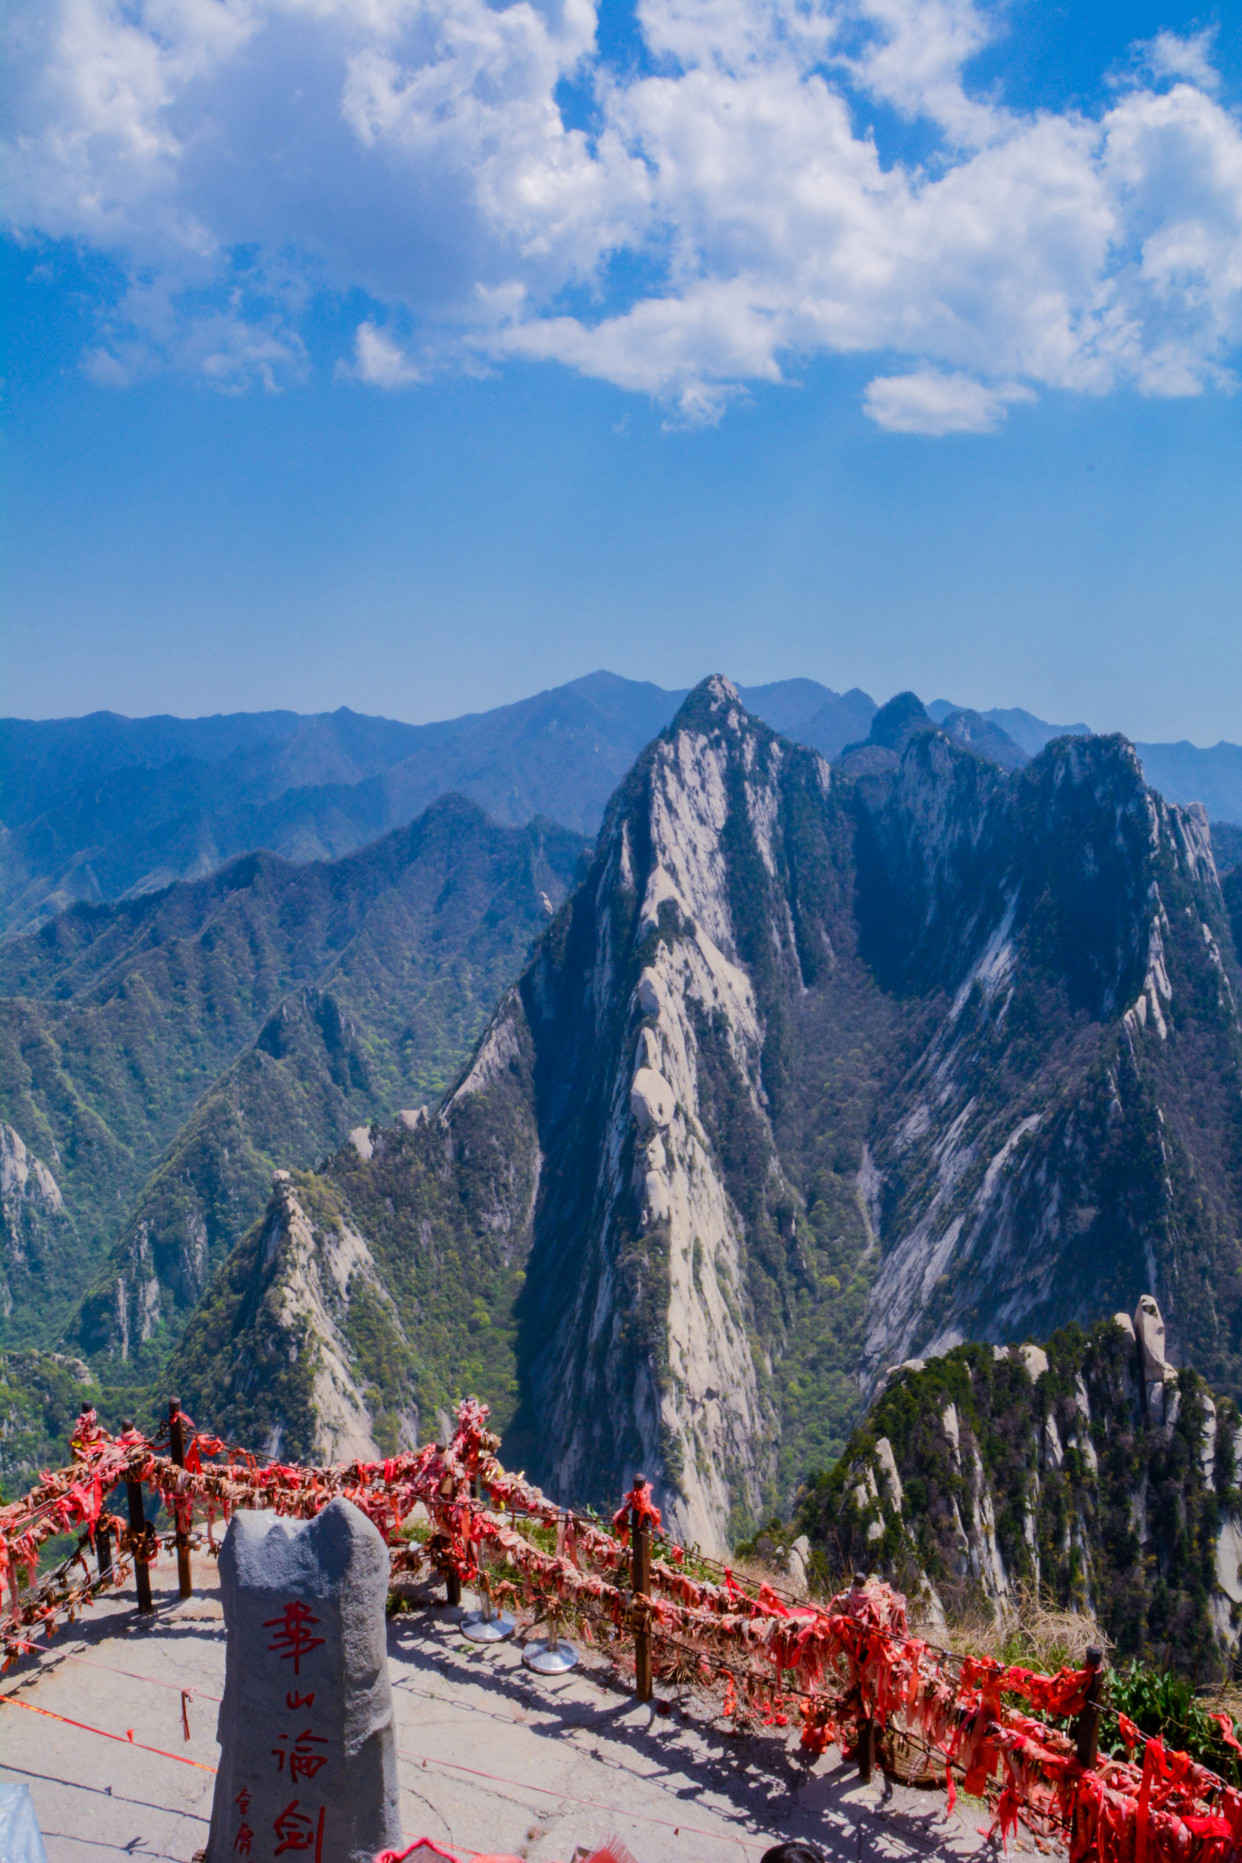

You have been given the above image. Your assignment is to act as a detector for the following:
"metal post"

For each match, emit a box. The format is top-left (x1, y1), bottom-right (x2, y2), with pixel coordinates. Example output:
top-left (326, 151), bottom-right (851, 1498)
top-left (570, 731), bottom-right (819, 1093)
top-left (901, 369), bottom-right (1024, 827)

top-left (433, 1451), bottom-right (460, 1607)
top-left (122, 1423), bottom-right (153, 1614)
top-left (95, 1519), bottom-right (113, 1584)
top-left (857, 1717), bottom-right (876, 1783)
top-left (631, 1475), bottom-right (653, 1704)
top-left (522, 1605), bottom-right (578, 1674)
top-left (1075, 1647), bottom-right (1105, 1769)
top-left (462, 1571), bottom-right (515, 1643)
top-left (168, 1398), bottom-right (193, 1600)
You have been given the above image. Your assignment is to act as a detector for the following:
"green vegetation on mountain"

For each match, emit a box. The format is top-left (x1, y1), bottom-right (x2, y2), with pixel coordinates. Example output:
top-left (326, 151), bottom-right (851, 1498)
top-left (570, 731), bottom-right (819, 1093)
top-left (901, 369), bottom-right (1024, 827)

top-left (0, 1348), bottom-right (100, 1499)
top-left (801, 1316), bottom-right (1242, 1677)
top-left (1223, 858), bottom-right (1242, 961)
top-left (0, 798), bottom-right (582, 1359)
top-left (5, 678), bottom-right (1242, 1572)
top-left (172, 1036), bottom-right (542, 1459)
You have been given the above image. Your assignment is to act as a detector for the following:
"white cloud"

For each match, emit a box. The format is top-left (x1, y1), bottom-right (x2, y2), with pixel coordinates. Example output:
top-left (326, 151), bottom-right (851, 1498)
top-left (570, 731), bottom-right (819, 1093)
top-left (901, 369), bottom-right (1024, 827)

top-left (1134, 28), bottom-right (1221, 95)
top-left (863, 368), bottom-right (1034, 432)
top-left (4, 0), bottom-right (1241, 425)
top-left (345, 320), bottom-right (424, 387)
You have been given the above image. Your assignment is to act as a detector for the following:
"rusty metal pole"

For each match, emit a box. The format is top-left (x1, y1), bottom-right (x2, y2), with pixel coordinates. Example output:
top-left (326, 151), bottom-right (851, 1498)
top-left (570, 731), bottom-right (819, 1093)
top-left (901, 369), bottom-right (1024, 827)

top-left (631, 1476), bottom-right (653, 1703)
top-left (1075, 1647), bottom-right (1105, 1769)
top-left (122, 1423), bottom-right (153, 1614)
top-left (168, 1398), bottom-right (193, 1599)
top-left (94, 1519), bottom-right (114, 1584)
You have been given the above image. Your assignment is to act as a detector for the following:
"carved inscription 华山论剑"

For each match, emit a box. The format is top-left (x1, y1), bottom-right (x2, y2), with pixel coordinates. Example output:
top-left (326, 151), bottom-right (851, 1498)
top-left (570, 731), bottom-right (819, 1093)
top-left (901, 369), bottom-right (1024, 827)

top-left (206, 1499), bottom-right (400, 1863)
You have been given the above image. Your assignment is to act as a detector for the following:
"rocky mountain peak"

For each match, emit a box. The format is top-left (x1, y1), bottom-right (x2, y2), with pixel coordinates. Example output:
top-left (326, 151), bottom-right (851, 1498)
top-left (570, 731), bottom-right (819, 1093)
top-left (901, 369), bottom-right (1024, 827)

top-left (662, 672), bottom-right (745, 738)
top-left (175, 698), bottom-right (1242, 1559)
top-left (868, 691), bottom-right (933, 750)
top-left (480, 679), bottom-right (837, 1546)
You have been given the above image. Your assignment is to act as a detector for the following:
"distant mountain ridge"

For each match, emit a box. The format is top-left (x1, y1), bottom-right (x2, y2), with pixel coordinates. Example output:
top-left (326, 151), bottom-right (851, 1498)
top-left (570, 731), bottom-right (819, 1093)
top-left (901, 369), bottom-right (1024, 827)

top-left (1, 675), bottom-right (853, 931)
top-left (841, 692), bottom-right (1030, 774)
top-left (6, 675), bottom-right (1238, 936)
top-left (926, 700), bottom-right (1092, 755)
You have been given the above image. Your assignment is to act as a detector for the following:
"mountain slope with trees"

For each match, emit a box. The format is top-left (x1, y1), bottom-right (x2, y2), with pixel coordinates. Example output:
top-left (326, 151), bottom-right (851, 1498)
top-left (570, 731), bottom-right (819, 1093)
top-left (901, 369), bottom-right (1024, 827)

top-left (801, 1302), bottom-right (1242, 1676)
top-left (0, 799), bottom-right (581, 1356)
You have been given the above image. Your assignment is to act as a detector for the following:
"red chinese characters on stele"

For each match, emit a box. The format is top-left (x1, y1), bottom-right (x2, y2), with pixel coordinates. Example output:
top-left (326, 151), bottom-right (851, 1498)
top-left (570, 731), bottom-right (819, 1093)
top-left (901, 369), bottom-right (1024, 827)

top-left (272, 1796), bottom-right (327, 1858)
top-left (273, 1719), bottom-right (329, 1780)
top-left (232, 1786), bottom-right (254, 1856)
top-left (264, 1599), bottom-right (327, 1675)
top-left (229, 1601), bottom-right (333, 1861)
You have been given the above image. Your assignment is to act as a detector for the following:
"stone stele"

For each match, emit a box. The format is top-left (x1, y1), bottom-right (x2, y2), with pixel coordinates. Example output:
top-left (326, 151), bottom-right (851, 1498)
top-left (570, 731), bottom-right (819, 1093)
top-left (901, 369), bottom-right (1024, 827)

top-left (205, 1497), bottom-right (401, 1863)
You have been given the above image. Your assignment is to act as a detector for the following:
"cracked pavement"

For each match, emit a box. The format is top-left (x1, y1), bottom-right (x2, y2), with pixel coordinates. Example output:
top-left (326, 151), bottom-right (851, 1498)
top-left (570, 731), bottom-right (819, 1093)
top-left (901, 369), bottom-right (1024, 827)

top-left (1, 1549), bottom-right (1054, 1863)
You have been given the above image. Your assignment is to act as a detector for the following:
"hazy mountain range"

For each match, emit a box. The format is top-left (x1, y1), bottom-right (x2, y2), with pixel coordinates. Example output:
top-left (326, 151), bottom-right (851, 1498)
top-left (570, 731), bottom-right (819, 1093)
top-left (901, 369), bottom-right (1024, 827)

top-left (2, 673), bottom-right (1239, 936)
top-left (2, 673), bottom-right (1241, 1549)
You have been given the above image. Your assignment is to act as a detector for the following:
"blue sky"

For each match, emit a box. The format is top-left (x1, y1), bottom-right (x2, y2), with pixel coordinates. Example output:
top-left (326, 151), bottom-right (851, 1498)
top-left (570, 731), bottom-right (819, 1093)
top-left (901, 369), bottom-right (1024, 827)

top-left (3, 0), bottom-right (1241, 742)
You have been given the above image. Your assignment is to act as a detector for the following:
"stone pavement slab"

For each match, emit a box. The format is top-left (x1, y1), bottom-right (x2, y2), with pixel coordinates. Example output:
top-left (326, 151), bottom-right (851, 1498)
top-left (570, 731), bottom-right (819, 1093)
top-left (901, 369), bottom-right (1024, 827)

top-left (2, 1548), bottom-right (1050, 1863)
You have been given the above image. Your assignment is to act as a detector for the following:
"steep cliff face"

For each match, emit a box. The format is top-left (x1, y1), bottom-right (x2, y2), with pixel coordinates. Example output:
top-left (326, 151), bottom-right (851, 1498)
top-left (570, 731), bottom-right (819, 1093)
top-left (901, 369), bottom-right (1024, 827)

top-left (181, 679), bottom-right (892, 1547)
top-left (857, 737), bottom-right (1242, 1395)
top-left (503, 680), bottom-right (823, 1544)
top-left (178, 680), bottom-right (1242, 1555)
top-left (803, 1300), bottom-right (1242, 1675)
top-left (0, 1122), bottom-right (82, 1337)
top-left (170, 1170), bottom-right (419, 1464)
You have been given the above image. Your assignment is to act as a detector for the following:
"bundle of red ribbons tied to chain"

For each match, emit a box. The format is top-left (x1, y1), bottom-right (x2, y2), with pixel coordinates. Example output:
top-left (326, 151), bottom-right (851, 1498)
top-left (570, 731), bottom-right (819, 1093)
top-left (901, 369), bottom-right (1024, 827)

top-left (5, 1396), bottom-right (1242, 1863)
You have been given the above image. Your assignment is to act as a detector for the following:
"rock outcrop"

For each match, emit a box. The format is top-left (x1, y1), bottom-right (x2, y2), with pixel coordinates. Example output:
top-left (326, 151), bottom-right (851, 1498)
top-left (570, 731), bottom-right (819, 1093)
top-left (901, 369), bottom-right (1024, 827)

top-left (803, 1299), bottom-right (1241, 1674)
top-left (0, 1122), bottom-right (79, 1331)
top-left (171, 1172), bottom-right (418, 1464)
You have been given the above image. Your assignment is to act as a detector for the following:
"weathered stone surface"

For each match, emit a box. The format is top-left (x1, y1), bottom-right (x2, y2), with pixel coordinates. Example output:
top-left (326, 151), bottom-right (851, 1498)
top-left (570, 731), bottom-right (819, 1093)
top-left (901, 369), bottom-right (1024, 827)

top-left (630, 1066), bottom-right (676, 1134)
top-left (205, 1498), bottom-right (400, 1863)
top-left (1135, 1294), bottom-right (1170, 1381)
top-left (873, 1437), bottom-right (903, 1510)
top-left (1017, 1344), bottom-right (1049, 1381)
top-left (782, 1533), bottom-right (811, 1596)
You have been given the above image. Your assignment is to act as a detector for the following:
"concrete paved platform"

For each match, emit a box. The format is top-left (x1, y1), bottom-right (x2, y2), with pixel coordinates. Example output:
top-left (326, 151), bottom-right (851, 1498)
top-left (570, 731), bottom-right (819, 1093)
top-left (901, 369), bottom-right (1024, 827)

top-left (2, 1547), bottom-right (1051, 1863)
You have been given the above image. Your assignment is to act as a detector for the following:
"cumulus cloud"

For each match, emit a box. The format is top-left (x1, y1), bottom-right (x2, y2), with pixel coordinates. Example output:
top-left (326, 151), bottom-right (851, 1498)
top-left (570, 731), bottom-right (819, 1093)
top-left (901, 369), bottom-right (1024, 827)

top-left (863, 369), bottom-right (1034, 433)
top-left (4, 0), bottom-right (1241, 426)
